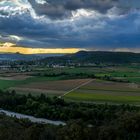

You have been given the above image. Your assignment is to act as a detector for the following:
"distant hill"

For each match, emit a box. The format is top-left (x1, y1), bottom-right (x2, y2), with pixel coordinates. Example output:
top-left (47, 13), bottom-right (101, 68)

top-left (0, 53), bottom-right (64, 61)
top-left (42, 51), bottom-right (140, 64)
top-left (69, 51), bottom-right (140, 63)
top-left (0, 51), bottom-right (140, 64)
top-left (0, 53), bottom-right (39, 61)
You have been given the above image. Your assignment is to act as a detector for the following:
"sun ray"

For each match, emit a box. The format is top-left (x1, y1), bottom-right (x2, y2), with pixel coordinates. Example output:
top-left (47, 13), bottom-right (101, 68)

top-left (0, 43), bottom-right (80, 54)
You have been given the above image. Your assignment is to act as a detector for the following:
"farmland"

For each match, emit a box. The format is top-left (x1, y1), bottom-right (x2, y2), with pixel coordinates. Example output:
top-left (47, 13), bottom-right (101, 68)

top-left (0, 65), bottom-right (140, 104)
top-left (10, 79), bottom-right (91, 96)
top-left (64, 80), bottom-right (140, 104)
top-left (34, 65), bottom-right (140, 83)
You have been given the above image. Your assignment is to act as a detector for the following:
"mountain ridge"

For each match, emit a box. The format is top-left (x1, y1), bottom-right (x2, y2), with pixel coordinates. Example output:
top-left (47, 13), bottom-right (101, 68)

top-left (42, 51), bottom-right (140, 64)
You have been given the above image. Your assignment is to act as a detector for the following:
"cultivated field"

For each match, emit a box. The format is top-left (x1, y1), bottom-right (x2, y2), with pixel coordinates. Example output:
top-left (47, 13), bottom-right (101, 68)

top-left (35, 65), bottom-right (140, 83)
top-left (64, 80), bottom-right (140, 104)
top-left (1, 66), bottom-right (140, 104)
top-left (9, 79), bottom-right (91, 96)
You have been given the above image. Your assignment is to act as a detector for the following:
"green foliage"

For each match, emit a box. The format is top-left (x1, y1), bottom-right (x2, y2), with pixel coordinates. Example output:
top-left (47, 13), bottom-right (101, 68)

top-left (0, 113), bottom-right (140, 140)
top-left (0, 90), bottom-right (140, 140)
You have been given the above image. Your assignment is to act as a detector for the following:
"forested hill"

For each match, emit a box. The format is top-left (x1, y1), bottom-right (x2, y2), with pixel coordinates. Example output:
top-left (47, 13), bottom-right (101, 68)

top-left (42, 51), bottom-right (140, 64)
top-left (1, 51), bottom-right (140, 64)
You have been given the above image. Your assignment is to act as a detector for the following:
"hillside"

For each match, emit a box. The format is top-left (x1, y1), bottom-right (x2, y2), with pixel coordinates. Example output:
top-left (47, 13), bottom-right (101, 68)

top-left (42, 51), bottom-right (140, 64)
top-left (0, 51), bottom-right (140, 64)
top-left (69, 51), bottom-right (140, 63)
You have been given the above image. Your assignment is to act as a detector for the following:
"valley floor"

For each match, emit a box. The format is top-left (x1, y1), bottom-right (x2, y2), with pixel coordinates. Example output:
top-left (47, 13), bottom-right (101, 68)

top-left (0, 65), bottom-right (140, 104)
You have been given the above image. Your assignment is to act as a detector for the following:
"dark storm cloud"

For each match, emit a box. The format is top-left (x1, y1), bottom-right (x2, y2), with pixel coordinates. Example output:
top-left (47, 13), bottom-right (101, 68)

top-left (28, 0), bottom-right (140, 19)
top-left (1, 6), bottom-right (140, 49)
top-left (0, 0), bottom-right (140, 51)
top-left (28, 0), bottom-right (119, 19)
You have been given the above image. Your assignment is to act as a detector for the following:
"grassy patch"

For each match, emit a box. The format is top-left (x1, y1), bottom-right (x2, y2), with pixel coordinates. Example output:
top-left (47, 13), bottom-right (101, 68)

top-left (0, 80), bottom-right (20, 90)
top-left (65, 92), bottom-right (140, 104)
top-left (125, 77), bottom-right (140, 83)
top-left (0, 76), bottom-right (64, 90)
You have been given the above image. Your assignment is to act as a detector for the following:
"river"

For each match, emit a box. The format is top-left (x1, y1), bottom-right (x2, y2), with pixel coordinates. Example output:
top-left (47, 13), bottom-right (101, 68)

top-left (0, 109), bottom-right (66, 126)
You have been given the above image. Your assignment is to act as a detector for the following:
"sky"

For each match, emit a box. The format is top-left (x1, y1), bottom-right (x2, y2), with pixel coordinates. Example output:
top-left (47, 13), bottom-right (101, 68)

top-left (0, 0), bottom-right (140, 54)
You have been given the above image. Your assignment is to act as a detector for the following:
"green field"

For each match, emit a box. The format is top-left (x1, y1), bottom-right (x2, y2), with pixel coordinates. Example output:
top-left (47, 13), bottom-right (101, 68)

top-left (0, 76), bottom-right (64, 90)
top-left (64, 79), bottom-right (140, 104)
top-left (65, 92), bottom-right (140, 104)
top-left (0, 66), bottom-right (140, 104)
top-left (0, 80), bottom-right (19, 90)
top-left (35, 65), bottom-right (140, 83)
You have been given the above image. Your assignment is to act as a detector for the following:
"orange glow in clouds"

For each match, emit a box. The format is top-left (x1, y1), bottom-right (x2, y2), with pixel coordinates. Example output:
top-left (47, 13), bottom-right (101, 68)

top-left (0, 43), bottom-right (80, 54)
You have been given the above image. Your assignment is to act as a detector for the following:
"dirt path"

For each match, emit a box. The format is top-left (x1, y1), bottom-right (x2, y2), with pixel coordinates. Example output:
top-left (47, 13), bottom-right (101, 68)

top-left (60, 79), bottom-right (94, 97)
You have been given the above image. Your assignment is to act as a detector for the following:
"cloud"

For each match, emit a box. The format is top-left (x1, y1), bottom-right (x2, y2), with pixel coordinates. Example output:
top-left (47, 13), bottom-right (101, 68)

top-left (0, 0), bottom-right (140, 52)
top-left (28, 0), bottom-right (117, 19)
top-left (28, 0), bottom-right (140, 19)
